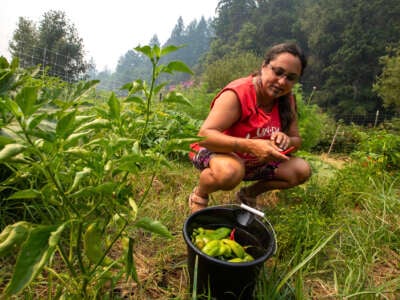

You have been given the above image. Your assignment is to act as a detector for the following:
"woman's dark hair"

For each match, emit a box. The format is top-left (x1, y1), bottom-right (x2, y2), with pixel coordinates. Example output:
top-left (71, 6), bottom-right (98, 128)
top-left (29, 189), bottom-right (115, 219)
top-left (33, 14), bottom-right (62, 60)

top-left (263, 42), bottom-right (307, 76)
top-left (262, 42), bottom-right (307, 133)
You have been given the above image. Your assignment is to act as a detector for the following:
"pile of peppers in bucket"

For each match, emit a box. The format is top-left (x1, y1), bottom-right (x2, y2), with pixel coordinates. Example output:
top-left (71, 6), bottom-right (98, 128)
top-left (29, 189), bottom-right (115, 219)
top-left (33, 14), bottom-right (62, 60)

top-left (191, 227), bottom-right (254, 263)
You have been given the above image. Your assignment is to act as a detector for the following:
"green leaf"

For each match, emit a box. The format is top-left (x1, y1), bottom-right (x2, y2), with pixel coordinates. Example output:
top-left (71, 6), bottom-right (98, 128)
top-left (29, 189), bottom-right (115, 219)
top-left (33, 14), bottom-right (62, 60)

top-left (4, 223), bottom-right (66, 296)
top-left (163, 137), bottom-right (199, 153)
top-left (0, 221), bottom-right (31, 256)
top-left (164, 61), bottom-right (193, 75)
top-left (7, 189), bottom-right (41, 200)
top-left (153, 44), bottom-right (161, 59)
top-left (153, 82), bottom-right (168, 95)
top-left (161, 45), bottom-right (183, 57)
top-left (67, 167), bottom-right (92, 193)
top-left (68, 182), bottom-right (116, 198)
top-left (163, 91), bottom-right (192, 106)
top-left (124, 95), bottom-right (145, 104)
top-left (64, 130), bottom-right (92, 147)
top-left (83, 221), bottom-right (112, 265)
top-left (134, 45), bottom-right (152, 59)
top-left (128, 197), bottom-right (138, 221)
top-left (27, 113), bottom-right (48, 131)
top-left (0, 143), bottom-right (26, 162)
top-left (56, 110), bottom-right (76, 139)
top-left (125, 80), bottom-right (145, 94)
top-left (3, 98), bottom-right (23, 118)
top-left (75, 118), bottom-right (110, 132)
top-left (108, 92), bottom-right (121, 120)
top-left (135, 217), bottom-right (172, 238)
top-left (0, 135), bottom-right (15, 147)
top-left (70, 80), bottom-right (99, 102)
top-left (64, 147), bottom-right (92, 159)
top-left (15, 86), bottom-right (39, 116)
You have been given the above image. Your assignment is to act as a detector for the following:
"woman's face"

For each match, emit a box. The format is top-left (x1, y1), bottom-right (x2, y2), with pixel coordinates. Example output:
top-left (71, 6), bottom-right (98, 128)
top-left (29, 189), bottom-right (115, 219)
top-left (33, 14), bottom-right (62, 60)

top-left (260, 52), bottom-right (302, 99)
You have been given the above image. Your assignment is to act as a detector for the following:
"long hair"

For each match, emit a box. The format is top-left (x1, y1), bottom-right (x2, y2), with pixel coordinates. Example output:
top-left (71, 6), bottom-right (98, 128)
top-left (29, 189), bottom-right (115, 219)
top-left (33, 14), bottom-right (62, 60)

top-left (255, 43), bottom-right (307, 133)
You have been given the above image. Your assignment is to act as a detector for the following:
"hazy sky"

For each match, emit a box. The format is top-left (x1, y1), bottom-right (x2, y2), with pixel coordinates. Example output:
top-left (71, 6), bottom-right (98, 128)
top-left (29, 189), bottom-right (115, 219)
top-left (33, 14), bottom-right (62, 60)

top-left (0, 0), bottom-right (218, 71)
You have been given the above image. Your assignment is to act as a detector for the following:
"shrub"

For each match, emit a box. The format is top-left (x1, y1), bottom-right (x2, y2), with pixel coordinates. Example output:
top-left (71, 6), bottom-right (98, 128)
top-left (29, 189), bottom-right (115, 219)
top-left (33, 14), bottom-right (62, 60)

top-left (201, 50), bottom-right (261, 92)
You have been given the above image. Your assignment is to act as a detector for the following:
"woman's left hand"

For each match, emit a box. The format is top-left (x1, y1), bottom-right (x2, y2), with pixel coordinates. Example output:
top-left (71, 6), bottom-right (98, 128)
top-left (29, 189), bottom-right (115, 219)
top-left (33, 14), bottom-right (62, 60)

top-left (270, 132), bottom-right (291, 150)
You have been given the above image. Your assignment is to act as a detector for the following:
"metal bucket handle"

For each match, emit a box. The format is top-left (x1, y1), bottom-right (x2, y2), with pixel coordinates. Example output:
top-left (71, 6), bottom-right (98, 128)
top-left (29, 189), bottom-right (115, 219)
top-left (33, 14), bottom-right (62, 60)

top-left (237, 203), bottom-right (278, 255)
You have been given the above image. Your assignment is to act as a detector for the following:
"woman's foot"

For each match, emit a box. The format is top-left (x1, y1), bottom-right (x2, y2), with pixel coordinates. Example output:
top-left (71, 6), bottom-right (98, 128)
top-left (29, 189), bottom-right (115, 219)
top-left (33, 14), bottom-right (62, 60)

top-left (188, 187), bottom-right (209, 214)
top-left (235, 188), bottom-right (257, 207)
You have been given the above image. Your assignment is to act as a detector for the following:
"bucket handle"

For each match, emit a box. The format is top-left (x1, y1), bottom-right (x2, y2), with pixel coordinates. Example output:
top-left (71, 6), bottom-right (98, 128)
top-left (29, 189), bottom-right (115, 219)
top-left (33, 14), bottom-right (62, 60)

top-left (240, 203), bottom-right (278, 255)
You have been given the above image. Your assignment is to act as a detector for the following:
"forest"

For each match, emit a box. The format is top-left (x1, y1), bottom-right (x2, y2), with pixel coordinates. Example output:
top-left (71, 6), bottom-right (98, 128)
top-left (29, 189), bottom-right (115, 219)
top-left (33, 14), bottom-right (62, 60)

top-left (8, 0), bottom-right (400, 121)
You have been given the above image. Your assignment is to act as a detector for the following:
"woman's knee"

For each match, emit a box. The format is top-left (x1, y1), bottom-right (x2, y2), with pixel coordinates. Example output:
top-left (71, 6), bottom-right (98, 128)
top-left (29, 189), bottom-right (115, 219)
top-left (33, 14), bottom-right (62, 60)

top-left (294, 159), bottom-right (312, 184)
top-left (209, 157), bottom-right (244, 189)
top-left (277, 158), bottom-right (311, 186)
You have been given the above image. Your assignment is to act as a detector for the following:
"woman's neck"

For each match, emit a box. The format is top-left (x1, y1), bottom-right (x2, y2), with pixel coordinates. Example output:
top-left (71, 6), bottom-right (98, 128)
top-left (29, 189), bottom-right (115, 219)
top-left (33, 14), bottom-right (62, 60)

top-left (254, 76), bottom-right (274, 111)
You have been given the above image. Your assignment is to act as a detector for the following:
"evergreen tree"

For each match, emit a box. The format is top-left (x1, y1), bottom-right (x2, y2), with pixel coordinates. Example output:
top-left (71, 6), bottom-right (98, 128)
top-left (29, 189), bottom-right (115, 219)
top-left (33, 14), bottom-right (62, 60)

top-left (300, 0), bottom-right (400, 117)
top-left (9, 17), bottom-right (38, 69)
top-left (373, 45), bottom-right (400, 112)
top-left (9, 10), bottom-right (89, 82)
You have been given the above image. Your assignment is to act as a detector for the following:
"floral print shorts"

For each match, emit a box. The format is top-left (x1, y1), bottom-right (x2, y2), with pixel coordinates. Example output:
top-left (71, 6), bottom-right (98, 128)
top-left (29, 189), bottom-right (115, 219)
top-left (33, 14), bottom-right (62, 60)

top-left (191, 147), bottom-right (280, 181)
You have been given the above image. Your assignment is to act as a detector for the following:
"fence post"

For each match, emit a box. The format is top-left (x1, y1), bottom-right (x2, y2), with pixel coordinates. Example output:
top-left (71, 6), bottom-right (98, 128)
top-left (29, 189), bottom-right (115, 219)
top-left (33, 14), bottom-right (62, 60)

top-left (374, 110), bottom-right (379, 127)
top-left (328, 124), bottom-right (341, 155)
top-left (42, 47), bottom-right (47, 69)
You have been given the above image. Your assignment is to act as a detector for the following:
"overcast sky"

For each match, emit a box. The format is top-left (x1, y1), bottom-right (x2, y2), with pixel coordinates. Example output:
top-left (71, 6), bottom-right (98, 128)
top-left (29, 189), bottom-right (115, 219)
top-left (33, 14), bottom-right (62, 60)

top-left (1, 0), bottom-right (218, 71)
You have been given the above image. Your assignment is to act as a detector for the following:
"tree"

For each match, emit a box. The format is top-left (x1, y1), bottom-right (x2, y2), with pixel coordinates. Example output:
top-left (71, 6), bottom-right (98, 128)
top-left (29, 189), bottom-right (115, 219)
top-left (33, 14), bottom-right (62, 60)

top-left (114, 49), bottom-right (151, 85)
top-left (373, 45), bottom-right (400, 112)
top-left (9, 10), bottom-right (89, 82)
top-left (161, 16), bottom-right (213, 84)
top-left (9, 17), bottom-right (38, 69)
top-left (299, 0), bottom-right (400, 118)
top-left (202, 50), bottom-right (260, 91)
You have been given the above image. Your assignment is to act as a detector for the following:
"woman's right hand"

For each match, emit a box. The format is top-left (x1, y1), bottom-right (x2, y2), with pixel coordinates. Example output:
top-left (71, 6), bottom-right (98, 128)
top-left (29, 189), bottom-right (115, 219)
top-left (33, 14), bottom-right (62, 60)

top-left (246, 139), bottom-right (289, 163)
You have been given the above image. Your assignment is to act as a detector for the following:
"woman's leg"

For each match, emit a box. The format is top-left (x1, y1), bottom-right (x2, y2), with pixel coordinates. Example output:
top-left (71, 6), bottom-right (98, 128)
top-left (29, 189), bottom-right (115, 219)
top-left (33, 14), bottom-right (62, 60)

top-left (242, 157), bottom-right (311, 198)
top-left (190, 153), bottom-right (245, 212)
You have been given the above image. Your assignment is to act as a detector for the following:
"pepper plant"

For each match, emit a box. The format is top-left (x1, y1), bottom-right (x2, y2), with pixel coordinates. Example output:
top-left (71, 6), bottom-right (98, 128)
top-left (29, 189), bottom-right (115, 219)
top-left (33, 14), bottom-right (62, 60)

top-left (0, 45), bottom-right (196, 297)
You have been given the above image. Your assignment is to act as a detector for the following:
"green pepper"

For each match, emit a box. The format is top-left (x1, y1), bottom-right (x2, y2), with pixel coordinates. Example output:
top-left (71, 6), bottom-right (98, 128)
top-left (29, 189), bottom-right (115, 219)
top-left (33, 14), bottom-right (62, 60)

top-left (221, 238), bottom-right (245, 259)
top-left (201, 240), bottom-right (222, 257)
top-left (228, 257), bottom-right (246, 263)
top-left (243, 253), bottom-right (254, 262)
top-left (191, 226), bottom-right (232, 250)
top-left (83, 222), bottom-right (112, 265)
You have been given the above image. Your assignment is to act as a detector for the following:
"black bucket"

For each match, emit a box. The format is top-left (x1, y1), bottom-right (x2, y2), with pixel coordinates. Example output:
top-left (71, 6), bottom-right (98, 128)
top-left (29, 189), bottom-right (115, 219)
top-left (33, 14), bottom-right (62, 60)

top-left (183, 204), bottom-right (276, 300)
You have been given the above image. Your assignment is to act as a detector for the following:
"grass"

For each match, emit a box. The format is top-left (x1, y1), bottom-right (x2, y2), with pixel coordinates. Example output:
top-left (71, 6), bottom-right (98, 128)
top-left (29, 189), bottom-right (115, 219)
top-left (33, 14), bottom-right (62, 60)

top-left (109, 154), bottom-right (399, 299)
top-left (1, 154), bottom-right (399, 299)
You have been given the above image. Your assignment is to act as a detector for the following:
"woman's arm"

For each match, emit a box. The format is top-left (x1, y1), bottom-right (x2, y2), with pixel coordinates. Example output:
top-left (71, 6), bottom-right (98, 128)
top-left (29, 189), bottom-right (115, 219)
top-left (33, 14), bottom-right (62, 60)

top-left (198, 91), bottom-right (288, 162)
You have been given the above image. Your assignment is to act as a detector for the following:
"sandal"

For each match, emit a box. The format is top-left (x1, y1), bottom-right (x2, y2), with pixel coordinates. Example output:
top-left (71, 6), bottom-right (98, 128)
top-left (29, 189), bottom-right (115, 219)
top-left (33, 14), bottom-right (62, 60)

top-left (189, 187), bottom-right (209, 214)
top-left (235, 188), bottom-right (257, 208)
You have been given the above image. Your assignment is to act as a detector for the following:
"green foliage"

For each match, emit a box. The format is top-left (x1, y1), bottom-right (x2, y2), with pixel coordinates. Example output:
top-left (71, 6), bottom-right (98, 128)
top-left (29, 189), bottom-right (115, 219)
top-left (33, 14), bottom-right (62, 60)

top-left (299, 0), bottom-right (400, 117)
top-left (0, 44), bottom-right (195, 297)
top-left (202, 50), bottom-right (261, 91)
top-left (294, 85), bottom-right (334, 151)
top-left (373, 45), bottom-right (400, 112)
top-left (351, 128), bottom-right (400, 170)
top-left (267, 150), bottom-right (400, 298)
top-left (174, 83), bottom-right (215, 121)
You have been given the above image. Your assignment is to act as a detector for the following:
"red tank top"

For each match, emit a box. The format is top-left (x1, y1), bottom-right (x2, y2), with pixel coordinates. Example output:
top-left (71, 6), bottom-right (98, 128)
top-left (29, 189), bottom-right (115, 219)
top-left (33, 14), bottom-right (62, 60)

top-left (190, 76), bottom-right (284, 164)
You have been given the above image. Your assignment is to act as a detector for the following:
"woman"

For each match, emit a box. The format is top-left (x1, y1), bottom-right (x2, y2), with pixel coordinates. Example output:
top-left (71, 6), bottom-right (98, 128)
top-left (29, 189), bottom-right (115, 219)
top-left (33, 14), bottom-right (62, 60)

top-left (189, 42), bottom-right (312, 213)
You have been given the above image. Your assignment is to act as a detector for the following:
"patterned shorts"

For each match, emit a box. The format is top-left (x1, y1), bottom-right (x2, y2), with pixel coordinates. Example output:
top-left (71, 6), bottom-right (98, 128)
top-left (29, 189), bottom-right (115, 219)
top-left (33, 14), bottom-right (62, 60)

top-left (191, 147), bottom-right (280, 181)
